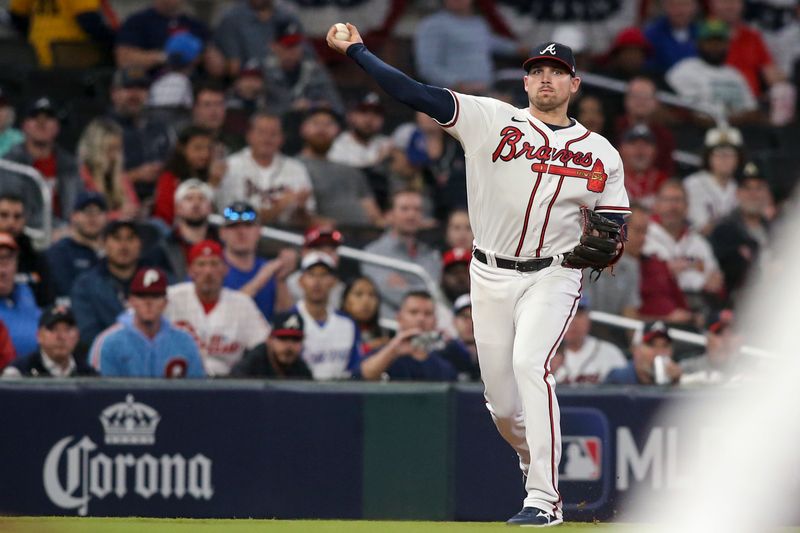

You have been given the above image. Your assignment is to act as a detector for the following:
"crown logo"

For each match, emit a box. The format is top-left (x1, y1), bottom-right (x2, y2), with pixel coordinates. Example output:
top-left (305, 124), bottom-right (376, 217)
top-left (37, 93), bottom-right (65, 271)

top-left (99, 394), bottom-right (161, 445)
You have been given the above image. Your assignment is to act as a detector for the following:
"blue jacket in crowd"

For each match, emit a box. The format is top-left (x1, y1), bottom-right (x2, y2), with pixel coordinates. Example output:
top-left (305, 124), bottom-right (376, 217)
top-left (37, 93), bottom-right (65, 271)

top-left (70, 260), bottom-right (131, 345)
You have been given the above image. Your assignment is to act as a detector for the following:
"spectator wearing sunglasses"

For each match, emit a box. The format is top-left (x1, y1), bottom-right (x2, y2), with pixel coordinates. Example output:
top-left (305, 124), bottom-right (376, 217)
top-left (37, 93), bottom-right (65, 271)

top-left (219, 202), bottom-right (296, 322)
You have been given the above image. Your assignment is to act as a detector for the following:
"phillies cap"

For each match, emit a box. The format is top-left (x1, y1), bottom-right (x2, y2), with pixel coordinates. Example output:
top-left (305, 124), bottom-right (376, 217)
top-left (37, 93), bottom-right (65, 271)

top-left (442, 248), bottom-right (471, 270)
top-left (0, 232), bottom-right (19, 251)
top-left (523, 42), bottom-right (576, 76)
top-left (275, 20), bottom-right (304, 47)
top-left (130, 267), bottom-right (168, 296)
top-left (188, 239), bottom-right (223, 265)
top-left (300, 251), bottom-right (336, 273)
top-left (304, 227), bottom-right (343, 248)
top-left (271, 310), bottom-right (304, 339)
top-left (38, 304), bottom-right (77, 329)
top-left (453, 293), bottom-right (471, 315)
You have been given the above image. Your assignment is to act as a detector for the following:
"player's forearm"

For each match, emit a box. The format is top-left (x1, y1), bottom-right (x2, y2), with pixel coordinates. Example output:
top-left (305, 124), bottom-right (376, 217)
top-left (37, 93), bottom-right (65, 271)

top-left (346, 44), bottom-right (455, 124)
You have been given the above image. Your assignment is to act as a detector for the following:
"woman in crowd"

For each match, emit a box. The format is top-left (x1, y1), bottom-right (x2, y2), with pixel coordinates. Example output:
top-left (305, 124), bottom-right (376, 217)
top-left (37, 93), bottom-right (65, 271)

top-left (341, 276), bottom-right (390, 356)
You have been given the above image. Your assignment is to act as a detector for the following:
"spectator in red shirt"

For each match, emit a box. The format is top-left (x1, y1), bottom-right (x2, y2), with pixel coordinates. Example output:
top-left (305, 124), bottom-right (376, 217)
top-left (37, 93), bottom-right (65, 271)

top-left (626, 203), bottom-right (692, 325)
top-left (619, 124), bottom-right (669, 207)
top-left (0, 319), bottom-right (16, 371)
top-left (615, 76), bottom-right (676, 176)
top-left (152, 126), bottom-right (214, 226)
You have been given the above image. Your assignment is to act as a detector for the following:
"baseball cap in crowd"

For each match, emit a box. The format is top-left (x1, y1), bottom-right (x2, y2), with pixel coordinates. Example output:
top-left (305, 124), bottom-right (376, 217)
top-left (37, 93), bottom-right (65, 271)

top-left (38, 305), bottom-right (76, 329)
top-left (304, 227), bottom-right (343, 248)
top-left (164, 31), bottom-right (203, 67)
top-left (73, 191), bottom-right (108, 212)
top-left (442, 248), bottom-right (471, 270)
top-left (705, 126), bottom-right (743, 148)
top-left (275, 21), bottom-right (304, 47)
top-left (26, 97), bottom-right (57, 119)
top-left (174, 178), bottom-right (214, 204)
top-left (609, 27), bottom-right (653, 55)
top-left (102, 219), bottom-right (140, 239)
top-left (223, 201), bottom-right (258, 226)
top-left (0, 232), bottom-right (17, 251)
top-left (188, 239), bottom-right (223, 264)
top-left (622, 123), bottom-right (656, 144)
top-left (352, 92), bottom-right (384, 114)
top-left (642, 321), bottom-right (672, 345)
top-left (238, 59), bottom-right (264, 79)
top-left (130, 267), bottom-right (168, 297)
top-left (300, 252), bottom-right (336, 273)
top-left (112, 67), bottom-right (151, 89)
top-left (271, 310), bottom-right (305, 339)
top-left (698, 19), bottom-right (730, 41)
top-left (523, 42), bottom-right (577, 76)
top-left (453, 293), bottom-right (471, 315)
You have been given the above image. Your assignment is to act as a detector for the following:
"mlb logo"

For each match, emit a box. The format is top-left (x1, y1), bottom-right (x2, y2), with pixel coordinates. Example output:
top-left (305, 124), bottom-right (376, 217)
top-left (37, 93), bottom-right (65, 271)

top-left (559, 436), bottom-right (602, 481)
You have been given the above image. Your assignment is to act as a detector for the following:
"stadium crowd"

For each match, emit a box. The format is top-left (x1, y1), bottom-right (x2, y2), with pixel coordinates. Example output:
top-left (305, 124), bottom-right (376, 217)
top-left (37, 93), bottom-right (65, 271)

top-left (0, 0), bottom-right (796, 385)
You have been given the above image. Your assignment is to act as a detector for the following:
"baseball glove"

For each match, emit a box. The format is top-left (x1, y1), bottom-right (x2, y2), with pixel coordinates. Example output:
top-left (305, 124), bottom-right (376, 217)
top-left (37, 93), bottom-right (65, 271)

top-left (563, 207), bottom-right (623, 277)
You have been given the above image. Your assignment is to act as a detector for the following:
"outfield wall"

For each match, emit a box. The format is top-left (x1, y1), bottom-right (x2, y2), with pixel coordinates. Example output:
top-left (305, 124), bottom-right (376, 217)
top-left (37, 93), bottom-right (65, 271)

top-left (0, 381), bottom-right (718, 521)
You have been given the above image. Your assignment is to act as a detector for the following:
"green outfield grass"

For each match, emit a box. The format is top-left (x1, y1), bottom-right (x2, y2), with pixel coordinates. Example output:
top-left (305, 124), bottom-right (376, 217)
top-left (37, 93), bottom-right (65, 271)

top-left (0, 517), bottom-right (635, 532)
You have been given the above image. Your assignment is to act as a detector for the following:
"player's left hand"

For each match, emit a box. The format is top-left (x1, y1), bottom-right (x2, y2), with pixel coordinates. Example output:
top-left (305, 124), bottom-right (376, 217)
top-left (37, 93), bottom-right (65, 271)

top-left (326, 23), bottom-right (363, 55)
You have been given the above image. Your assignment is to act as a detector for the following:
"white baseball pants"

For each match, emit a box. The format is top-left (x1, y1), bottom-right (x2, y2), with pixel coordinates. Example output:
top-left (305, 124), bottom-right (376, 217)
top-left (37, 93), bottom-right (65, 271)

top-left (469, 255), bottom-right (582, 518)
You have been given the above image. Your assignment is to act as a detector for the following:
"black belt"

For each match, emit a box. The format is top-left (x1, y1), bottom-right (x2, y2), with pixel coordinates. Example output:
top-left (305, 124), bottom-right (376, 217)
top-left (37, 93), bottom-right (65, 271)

top-left (473, 249), bottom-right (553, 272)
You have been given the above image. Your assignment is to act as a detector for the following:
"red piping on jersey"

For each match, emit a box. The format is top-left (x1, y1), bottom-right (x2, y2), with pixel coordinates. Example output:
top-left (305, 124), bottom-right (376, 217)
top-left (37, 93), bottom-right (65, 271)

top-left (514, 120), bottom-right (550, 256)
top-left (441, 90), bottom-right (460, 128)
top-left (534, 130), bottom-right (591, 257)
top-left (543, 278), bottom-right (583, 514)
top-left (595, 205), bottom-right (632, 212)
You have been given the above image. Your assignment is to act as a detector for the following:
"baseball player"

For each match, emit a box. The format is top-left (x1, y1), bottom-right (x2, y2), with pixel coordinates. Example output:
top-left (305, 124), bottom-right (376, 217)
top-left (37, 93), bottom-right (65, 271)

top-left (165, 240), bottom-right (270, 376)
top-left (328, 25), bottom-right (629, 526)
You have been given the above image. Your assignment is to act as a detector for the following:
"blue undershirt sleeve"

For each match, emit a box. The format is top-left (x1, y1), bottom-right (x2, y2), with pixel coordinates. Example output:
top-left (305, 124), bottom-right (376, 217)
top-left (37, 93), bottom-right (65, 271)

top-left (346, 43), bottom-right (456, 125)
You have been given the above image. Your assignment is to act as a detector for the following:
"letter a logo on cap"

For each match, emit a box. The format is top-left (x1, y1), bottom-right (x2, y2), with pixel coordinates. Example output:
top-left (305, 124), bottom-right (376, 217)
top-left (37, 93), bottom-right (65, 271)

top-left (540, 43), bottom-right (557, 55)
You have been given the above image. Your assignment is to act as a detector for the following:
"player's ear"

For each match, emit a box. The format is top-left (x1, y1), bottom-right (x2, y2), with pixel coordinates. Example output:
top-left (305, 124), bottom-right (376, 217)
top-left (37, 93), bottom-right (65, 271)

top-left (523, 75), bottom-right (529, 92)
top-left (570, 76), bottom-right (581, 95)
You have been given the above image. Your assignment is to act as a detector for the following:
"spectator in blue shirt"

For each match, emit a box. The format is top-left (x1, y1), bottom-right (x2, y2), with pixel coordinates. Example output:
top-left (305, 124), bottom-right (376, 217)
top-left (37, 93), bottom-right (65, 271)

top-left (115, 0), bottom-right (210, 71)
top-left (0, 232), bottom-right (41, 356)
top-left (90, 267), bottom-right (204, 378)
top-left (644, 0), bottom-right (700, 73)
top-left (605, 322), bottom-right (681, 385)
top-left (220, 201), bottom-right (294, 322)
top-left (45, 191), bottom-right (107, 300)
top-left (71, 219), bottom-right (142, 346)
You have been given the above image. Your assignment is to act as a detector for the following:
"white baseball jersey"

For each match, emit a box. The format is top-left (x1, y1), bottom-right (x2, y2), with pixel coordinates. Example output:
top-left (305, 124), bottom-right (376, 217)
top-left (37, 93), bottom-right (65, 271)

top-left (643, 220), bottom-right (721, 292)
top-left (327, 131), bottom-right (392, 168)
top-left (554, 336), bottom-right (627, 385)
top-left (683, 170), bottom-right (738, 231)
top-left (295, 301), bottom-right (360, 380)
top-left (437, 91), bottom-right (630, 258)
top-left (165, 282), bottom-right (270, 376)
top-left (218, 148), bottom-right (316, 218)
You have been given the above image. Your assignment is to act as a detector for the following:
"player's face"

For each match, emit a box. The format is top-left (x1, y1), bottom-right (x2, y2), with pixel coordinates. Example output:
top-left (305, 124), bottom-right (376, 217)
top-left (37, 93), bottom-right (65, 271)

top-left (183, 135), bottom-right (213, 172)
top-left (397, 296), bottom-right (437, 332)
top-left (343, 278), bottom-right (379, 322)
top-left (523, 63), bottom-right (579, 113)
top-left (300, 265), bottom-right (336, 305)
top-left (0, 247), bottom-right (18, 296)
top-left (129, 294), bottom-right (168, 325)
top-left (72, 205), bottom-right (107, 240)
top-left (454, 307), bottom-right (474, 344)
top-left (221, 222), bottom-right (260, 254)
top-left (389, 192), bottom-right (423, 236)
top-left (268, 336), bottom-right (303, 366)
top-left (175, 191), bottom-right (212, 225)
top-left (620, 139), bottom-right (657, 172)
top-left (446, 210), bottom-right (473, 249)
top-left (37, 322), bottom-right (79, 363)
top-left (193, 91), bottom-right (226, 130)
top-left (104, 228), bottom-right (141, 269)
top-left (655, 184), bottom-right (688, 224)
top-left (189, 256), bottom-right (227, 295)
top-left (0, 200), bottom-right (26, 236)
top-left (563, 310), bottom-right (590, 345)
top-left (247, 116), bottom-right (283, 159)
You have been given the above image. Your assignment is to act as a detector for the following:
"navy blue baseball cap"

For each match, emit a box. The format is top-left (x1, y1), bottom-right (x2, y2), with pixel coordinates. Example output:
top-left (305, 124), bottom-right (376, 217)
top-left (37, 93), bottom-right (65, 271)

top-left (39, 305), bottom-right (76, 329)
top-left (523, 42), bottom-right (577, 76)
top-left (73, 191), bottom-right (108, 212)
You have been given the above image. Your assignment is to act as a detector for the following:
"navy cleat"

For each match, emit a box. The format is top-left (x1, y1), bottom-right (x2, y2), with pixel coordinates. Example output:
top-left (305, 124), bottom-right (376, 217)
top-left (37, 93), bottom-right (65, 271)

top-left (506, 507), bottom-right (563, 527)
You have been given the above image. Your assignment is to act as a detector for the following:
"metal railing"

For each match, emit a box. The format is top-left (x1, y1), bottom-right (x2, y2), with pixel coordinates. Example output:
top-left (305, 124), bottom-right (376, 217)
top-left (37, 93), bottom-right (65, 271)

top-left (0, 159), bottom-right (53, 245)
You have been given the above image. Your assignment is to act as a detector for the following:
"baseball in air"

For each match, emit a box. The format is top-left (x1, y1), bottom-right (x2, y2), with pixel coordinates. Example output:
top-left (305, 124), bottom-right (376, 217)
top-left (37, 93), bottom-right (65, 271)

top-left (334, 23), bottom-right (350, 41)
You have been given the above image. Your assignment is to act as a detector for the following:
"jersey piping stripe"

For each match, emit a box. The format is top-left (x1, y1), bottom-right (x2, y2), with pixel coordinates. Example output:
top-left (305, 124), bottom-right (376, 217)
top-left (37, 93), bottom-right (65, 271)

top-left (543, 278), bottom-right (583, 514)
top-left (514, 120), bottom-right (550, 256)
top-left (534, 130), bottom-right (591, 257)
top-left (595, 205), bottom-right (632, 212)
top-left (441, 89), bottom-right (460, 128)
